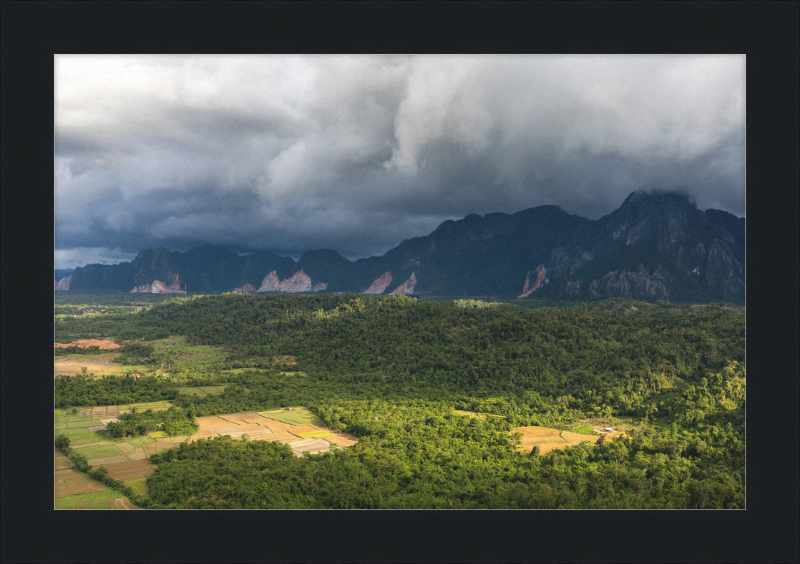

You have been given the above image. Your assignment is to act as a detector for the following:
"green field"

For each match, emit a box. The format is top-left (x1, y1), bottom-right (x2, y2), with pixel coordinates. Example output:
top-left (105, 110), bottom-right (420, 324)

top-left (127, 436), bottom-right (156, 447)
top-left (127, 401), bottom-right (175, 412)
top-left (72, 444), bottom-right (124, 459)
top-left (86, 501), bottom-right (110, 509)
top-left (568, 425), bottom-right (595, 435)
top-left (54, 490), bottom-right (113, 509)
top-left (67, 419), bottom-right (104, 428)
top-left (261, 407), bottom-right (323, 426)
top-left (149, 431), bottom-right (169, 438)
top-left (123, 477), bottom-right (148, 497)
top-left (68, 432), bottom-right (102, 446)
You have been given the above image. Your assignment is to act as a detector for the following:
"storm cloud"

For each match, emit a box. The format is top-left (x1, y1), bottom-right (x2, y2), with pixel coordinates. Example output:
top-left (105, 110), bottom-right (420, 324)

top-left (55, 55), bottom-right (745, 269)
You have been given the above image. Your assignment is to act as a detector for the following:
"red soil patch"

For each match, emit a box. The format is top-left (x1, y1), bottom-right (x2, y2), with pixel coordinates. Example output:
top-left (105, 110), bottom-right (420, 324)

top-left (55, 339), bottom-right (121, 349)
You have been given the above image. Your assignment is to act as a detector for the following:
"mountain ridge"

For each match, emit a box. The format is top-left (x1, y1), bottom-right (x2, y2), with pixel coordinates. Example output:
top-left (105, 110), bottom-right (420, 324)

top-left (59, 190), bottom-right (745, 303)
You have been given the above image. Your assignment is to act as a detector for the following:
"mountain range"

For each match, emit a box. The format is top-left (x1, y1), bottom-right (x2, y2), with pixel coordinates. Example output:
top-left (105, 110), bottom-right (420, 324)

top-left (55, 190), bottom-right (745, 303)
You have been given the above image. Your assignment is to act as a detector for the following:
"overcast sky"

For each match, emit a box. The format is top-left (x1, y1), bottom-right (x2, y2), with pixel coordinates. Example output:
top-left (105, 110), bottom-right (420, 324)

top-left (54, 55), bottom-right (745, 270)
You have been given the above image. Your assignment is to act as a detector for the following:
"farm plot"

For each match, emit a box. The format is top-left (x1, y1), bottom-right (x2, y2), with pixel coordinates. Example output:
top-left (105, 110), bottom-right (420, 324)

top-left (189, 410), bottom-right (358, 451)
top-left (55, 490), bottom-right (115, 509)
top-left (54, 452), bottom-right (74, 470)
top-left (98, 460), bottom-right (157, 481)
top-left (258, 407), bottom-right (322, 426)
top-left (123, 477), bottom-right (149, 498)
top-left (192, 414), bottom-right (275, 442)
top-left (511, 425), bottom-right (615, 454)
top-left (560, 430), bottom-right (602, 444)
top-left (54, 469), bottom-right (108, 498)
top-left (126, 401), bottom-right (175, 412)
top-left (511, 426), bottom-right (568, 454)
top-left (286, 438), bottom-right (334, 456)
top-left (54, 352), bottom-right (122, 376)
top-left (323, 432), bottom-right (359, 448)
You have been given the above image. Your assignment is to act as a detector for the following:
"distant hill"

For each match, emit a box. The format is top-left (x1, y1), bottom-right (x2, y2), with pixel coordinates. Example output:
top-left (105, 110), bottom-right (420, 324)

top-left (63, 190), bottom-right (744, 303)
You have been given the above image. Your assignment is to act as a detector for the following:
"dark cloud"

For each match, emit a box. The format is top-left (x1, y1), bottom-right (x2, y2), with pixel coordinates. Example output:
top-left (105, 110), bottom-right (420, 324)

top-left (54, 55), bottom-right (745, 269)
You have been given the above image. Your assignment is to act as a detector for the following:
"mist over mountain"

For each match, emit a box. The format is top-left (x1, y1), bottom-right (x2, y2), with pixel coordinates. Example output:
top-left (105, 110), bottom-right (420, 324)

top-left (58, 191), bottom-right (744, 303)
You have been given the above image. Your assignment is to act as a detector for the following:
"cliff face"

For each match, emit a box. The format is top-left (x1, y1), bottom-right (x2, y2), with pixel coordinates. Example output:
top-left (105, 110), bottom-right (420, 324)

top-left (130, 271), bottom-right (184, 294)
top-left (54, 275), bottom-right (72, 291)
top-left (255, 270), bottom-right (322, 293)
top-left (517, 265), bottom-right (547, 298)
top-left (256, 271), bottom-right (281, 292)
top-left (587, 264), bottom-right (672, 301)
top-left (131, 279), bottom-right (185, 294)
top-left (389, 272), bottom-right (417, 295)
top-left (515, 191), bottom-right (745, 302)
top-left (363, 272), bottom-right (393, 294)
top-left (279, 270), bottom-right (312, 293)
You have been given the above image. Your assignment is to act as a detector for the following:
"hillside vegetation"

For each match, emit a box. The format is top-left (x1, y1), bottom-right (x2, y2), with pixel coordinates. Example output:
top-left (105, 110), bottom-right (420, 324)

top-left (54, 293), bottom-right (745, 508)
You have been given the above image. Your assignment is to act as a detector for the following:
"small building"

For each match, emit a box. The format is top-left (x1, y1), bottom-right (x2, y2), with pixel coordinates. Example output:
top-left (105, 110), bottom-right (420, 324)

top-left (592, 430), bottom-right (600, 434)
top-left (604, 427), bottom-right (613, 432)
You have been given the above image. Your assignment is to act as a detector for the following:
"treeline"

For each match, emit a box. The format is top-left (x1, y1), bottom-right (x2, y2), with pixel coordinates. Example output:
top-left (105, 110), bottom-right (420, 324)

top-left (104, 406), bottom-right (199, 438)
top-left (54, 345), bottom-right (108, 357)
top-left (54, 374), bottom-right (179, 408)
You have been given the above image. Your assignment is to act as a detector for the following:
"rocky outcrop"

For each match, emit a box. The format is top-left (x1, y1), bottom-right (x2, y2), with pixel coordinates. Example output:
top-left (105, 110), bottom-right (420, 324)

top-left (54, 275), bottom-right (72, 291)
top-left (130, 272), bottom-right (183, 294)
top-left (277, 270), bottom-right (313, 293)
top-left (588, 264), bottom-right (671, 301)
top-left (363, 271), bottom-right (393, 294)
top-left (255, 269), bottom-right (324, 293)
top-left (256, 271), bottom-right (281, 292)
top-left (549, 247), bottom-right (593, 278)
top-left (517, 265), bottom-right (548, 298)
top-left (389, 272), bottom-right (417, 295)
top-left (233, 283), bottom-right (256, 293)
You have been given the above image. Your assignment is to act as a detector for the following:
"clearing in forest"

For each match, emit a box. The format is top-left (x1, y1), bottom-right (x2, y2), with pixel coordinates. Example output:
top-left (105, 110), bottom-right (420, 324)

top-left (190, 409), bottom-right (358, 452)
top-left (125, 400), bottom-right (175, 412)
top-left (511, 425), bottom-right (626, 454)
top-left (55, 339), bottom-right (121, 349)
top-left (54, 352), bottom-right (122, 377)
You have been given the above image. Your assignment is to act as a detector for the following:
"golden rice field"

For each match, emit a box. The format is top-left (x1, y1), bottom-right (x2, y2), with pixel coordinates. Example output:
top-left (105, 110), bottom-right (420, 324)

top-left (511, 425), bottom-right (604, 454)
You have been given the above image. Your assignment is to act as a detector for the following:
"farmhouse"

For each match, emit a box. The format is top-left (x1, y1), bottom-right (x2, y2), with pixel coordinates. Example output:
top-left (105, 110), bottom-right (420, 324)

top-left (604, 427), bottom-right (613, 432)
